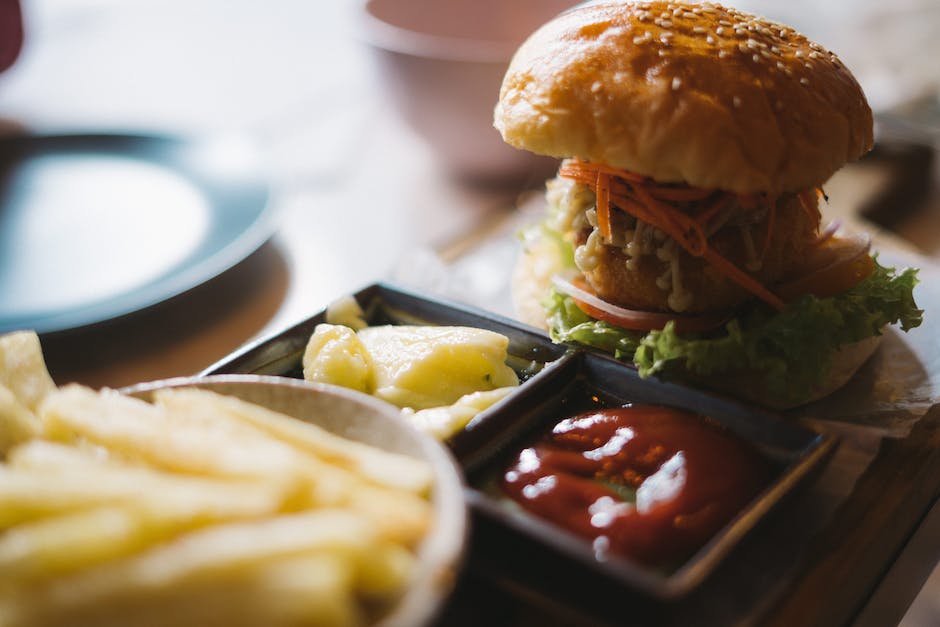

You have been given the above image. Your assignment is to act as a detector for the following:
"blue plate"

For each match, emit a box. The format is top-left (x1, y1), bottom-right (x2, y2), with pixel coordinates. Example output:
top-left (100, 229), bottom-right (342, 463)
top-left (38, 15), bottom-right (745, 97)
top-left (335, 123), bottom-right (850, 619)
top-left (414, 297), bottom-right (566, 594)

top-left (0, 133), bottom-right (273, 334)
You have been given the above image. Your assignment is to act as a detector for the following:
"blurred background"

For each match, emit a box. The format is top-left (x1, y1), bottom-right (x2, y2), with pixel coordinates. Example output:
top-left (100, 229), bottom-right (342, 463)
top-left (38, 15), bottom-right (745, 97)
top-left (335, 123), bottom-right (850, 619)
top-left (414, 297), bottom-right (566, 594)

top-left (0, 0), bottom-right (939, 624)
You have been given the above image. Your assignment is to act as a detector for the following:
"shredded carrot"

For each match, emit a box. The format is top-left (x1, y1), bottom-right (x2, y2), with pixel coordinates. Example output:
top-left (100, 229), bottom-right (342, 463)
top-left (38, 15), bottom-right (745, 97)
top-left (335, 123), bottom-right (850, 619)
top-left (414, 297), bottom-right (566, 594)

top-left (595, 171), bottom-right (612, 241)
top-left (629, 183), bottom-right (709, 256)
top-left (558, 159), bottom-right (787, 311)
top-left (703, 248), bottom-right (786, 310)
top-left (560, 160), bottom-right (648, 182)
top-left (695, 193), bottom-right (733, 229)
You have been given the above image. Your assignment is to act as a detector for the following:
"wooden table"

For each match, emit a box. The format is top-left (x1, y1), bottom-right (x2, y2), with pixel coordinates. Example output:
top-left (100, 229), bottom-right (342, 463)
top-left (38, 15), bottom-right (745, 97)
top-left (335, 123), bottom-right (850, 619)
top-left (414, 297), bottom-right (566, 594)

top-left (2, 1), bottom-right (939, 625)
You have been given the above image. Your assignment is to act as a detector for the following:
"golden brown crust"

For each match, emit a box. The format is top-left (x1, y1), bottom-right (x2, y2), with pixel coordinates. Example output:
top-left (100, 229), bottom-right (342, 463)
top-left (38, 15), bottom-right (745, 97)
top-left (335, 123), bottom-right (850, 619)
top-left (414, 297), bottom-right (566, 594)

top-left (580, 193), bottom-right (818, 312)
top-left (494, 1), bottom-right (873, 193)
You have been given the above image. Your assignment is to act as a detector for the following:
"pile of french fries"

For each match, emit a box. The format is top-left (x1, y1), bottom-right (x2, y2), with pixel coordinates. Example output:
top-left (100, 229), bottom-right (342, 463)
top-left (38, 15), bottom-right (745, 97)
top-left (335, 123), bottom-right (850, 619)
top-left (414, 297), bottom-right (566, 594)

top-left (0, 331), bottom-right (435, 627)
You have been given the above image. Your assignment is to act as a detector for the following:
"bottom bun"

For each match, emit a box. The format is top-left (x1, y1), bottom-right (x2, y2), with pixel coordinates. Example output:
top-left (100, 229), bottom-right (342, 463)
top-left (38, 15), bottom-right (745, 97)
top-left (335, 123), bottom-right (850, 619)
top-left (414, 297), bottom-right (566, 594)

top-left (695, 334), bottom-right (883, 410)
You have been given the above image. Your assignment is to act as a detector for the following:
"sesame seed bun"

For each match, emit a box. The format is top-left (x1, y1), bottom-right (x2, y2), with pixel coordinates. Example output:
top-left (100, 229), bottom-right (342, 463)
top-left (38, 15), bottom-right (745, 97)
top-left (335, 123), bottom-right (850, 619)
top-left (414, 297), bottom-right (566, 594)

top-left (494, 1), bottom-right (873, 194)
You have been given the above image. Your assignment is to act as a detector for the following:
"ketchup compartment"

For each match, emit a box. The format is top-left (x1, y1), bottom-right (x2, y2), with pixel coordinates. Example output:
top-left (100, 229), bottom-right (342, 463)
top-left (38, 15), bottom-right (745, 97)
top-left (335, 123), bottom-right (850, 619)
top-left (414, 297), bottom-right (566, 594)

top-left (500, 405), bottom-right (771, 568)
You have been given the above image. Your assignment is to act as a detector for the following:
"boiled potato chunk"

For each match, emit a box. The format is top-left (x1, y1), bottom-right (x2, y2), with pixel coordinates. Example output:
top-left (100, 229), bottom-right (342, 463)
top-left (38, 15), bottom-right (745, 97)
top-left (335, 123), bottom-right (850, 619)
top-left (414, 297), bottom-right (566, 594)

top-left (357, 326), bottom-right (519, 410)
top-left (324, 295), bottom-right (368, 331)
top-left (403, 387), bottom-right (516, 440)
top-left (302, 325), bottom-right (373, 394)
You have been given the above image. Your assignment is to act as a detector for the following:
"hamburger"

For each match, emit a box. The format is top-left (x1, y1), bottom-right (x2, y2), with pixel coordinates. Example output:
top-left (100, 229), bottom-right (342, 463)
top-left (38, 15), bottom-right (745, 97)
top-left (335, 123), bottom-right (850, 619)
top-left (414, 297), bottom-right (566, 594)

top-left (495, 1), bottom-right (923, 409)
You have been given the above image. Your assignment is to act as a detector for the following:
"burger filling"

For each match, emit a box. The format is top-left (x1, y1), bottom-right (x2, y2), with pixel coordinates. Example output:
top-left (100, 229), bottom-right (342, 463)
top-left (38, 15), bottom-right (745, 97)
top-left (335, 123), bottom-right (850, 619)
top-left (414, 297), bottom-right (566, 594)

top-left (548, 159), bottom-right (823, 314)
top-left (534, 162), bottom-right (923, 406)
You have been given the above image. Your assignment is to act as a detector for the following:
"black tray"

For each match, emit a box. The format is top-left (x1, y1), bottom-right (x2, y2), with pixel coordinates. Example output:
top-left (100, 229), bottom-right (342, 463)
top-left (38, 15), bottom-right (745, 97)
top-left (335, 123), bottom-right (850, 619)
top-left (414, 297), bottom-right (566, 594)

top-left (202, 282), bottom-right (836, 611)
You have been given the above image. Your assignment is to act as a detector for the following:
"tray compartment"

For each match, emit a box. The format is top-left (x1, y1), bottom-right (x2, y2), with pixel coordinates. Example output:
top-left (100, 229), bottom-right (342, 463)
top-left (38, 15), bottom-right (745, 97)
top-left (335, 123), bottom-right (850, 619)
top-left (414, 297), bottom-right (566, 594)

top-left (460, 350), bottom-right (836, 601)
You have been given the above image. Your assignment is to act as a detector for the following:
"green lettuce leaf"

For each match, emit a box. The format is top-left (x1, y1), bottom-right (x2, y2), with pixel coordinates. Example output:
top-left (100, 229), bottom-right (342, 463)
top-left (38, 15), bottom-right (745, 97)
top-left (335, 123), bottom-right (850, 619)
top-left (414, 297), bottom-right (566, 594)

top-left (546, 259), bottom-right (923, 405)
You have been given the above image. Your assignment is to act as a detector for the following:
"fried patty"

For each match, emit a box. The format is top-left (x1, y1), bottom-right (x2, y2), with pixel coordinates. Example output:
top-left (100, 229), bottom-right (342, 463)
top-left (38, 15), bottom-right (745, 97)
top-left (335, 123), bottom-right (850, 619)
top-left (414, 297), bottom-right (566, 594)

top-left (576, 193), bottom-right (819, 313)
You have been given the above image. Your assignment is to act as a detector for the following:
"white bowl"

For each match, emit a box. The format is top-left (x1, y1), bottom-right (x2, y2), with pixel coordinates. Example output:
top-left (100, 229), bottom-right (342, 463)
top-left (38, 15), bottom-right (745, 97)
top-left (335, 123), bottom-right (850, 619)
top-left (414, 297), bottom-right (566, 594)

top-left (121, 373), bottom-right (467, 627)
top-left (359, 0), bottom-right (573, 184)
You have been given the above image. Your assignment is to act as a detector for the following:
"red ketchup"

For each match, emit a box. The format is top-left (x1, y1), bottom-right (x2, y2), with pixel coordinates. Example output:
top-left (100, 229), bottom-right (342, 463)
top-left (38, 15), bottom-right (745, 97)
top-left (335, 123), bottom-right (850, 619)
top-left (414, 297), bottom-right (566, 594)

top-left (501, 405), bottom-right (770, 566)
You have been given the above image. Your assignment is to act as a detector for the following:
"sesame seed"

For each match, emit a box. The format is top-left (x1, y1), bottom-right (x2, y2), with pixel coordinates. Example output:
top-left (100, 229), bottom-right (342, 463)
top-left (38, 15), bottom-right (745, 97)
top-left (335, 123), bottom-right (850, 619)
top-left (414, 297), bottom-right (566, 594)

top-left (700, 5), bottom-right (717, 14)
top-left (776, 61), bottom-right (786, 70)
top-left (809, 51), bottom-right (822, 59)
top-left (738, 42), bottom-right (749, 52)
top-left (800, 77), bottom-right (810, 85)
top-left (692, 7), bottom-right (702, 14)
top-left (716, 26), bottom-right (725, 35)
top-left (804, 62), bottom-right (812, 69)
top-left (761, 50), bottom-right (773, 59)
top-left (693, 26), bottom-right (706, 33)
top-left (672, 77), bottom-right (682, 90)
top-left (779, 29), bottom-right (789, 37)
top-left (746, 38), bottom-right (759, 49)
top-left (733, 96), bottom-right (742, 108)
top-left (719, 19), bottom-right (732, 26)
top-left (795, 50), bottom-right (804, 58)
top-left (660, 11), bottom-right (670, 18)
top-left (784, 68), bottom-right (793, 77)
top-left (661, 19), bottom-right (673, 28)
top-left (752, 53), bottom-right (761, 63)
top-left (672, 7), bottom-right (683, 16)
top-left (706, 35), bottom-right (716, 44)
top-left (718, 50), bottom-right (730, 58)
top-left (684, 11), bottom-right (697, 18)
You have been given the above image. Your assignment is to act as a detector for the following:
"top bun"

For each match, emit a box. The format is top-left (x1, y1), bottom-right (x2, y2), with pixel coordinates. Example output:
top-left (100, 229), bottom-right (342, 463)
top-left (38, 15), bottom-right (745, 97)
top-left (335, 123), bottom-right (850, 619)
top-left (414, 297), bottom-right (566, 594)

top-left (494, 1), bottom-right (873, 194)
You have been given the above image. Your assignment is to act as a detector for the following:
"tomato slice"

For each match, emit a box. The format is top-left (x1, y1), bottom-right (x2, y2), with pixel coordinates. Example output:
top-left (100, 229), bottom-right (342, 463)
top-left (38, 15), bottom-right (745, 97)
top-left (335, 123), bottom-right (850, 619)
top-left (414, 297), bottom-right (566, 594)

top-left (776, 234), bottom-right (874, 301)
top-left (552, 275), bottom-right (730, 333)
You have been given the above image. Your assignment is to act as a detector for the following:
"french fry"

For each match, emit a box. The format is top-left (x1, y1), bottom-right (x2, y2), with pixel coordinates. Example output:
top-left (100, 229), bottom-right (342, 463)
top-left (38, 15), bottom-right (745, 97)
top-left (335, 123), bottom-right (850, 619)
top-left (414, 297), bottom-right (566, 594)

top-left (0, 385), bottom-right (39, 458)
top-left (7, 439), bottom-right (117, 471)
top-left (0, 331), bottom-right (56, 412)
top-left (0, 510), bottom-right (383, 627)
top-left (0, 461), bottom-right (301, 529)
top-left (39, 385), bottom-right (310, 479)
top-left (0, 467), bottom-right (307, 581)
top-left (153, 388), bottom-right (433, 496)
top-left (0, 505), bottom-right (148, 583)
top-left (1, 552), bottom-right (362, 627)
